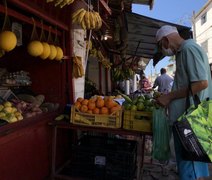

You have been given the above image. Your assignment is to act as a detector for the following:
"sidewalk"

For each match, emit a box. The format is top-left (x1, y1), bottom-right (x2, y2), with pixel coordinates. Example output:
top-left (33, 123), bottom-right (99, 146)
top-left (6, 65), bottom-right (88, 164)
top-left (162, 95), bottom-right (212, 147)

top-left (141, 158), bottom-right (212, 180)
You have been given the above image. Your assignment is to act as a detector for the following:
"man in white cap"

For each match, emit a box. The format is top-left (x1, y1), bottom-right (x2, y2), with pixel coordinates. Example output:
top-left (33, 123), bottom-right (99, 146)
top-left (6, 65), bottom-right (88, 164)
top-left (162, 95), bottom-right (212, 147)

top-left (155, 25), bottom-right (212, 180)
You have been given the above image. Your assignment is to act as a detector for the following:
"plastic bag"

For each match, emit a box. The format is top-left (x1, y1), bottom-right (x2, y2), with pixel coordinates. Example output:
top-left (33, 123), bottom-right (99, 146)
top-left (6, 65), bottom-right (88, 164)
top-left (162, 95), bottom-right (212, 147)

top-left (152, 107), bottom-right (170, 161)
top-left (174, 99), bottom-right (212, 162)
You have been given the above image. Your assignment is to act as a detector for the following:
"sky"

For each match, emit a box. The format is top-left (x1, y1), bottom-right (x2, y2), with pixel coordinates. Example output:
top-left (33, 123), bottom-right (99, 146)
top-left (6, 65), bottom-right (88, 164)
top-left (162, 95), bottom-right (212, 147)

top-left (132, 0), bottom-right (208, 77)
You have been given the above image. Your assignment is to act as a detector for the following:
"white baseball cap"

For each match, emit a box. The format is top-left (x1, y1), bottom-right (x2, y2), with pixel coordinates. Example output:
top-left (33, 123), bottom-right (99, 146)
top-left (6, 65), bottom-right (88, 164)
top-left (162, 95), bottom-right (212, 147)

top-left (156, 25), bottom-right (178, 42)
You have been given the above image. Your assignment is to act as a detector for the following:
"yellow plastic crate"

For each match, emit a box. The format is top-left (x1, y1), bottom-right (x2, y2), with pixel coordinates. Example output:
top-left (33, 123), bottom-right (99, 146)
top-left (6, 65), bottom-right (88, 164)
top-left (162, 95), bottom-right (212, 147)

top-left (70, 106), bottom-right (122, 128)
top-left (123, 110), bottom-right (152, 132)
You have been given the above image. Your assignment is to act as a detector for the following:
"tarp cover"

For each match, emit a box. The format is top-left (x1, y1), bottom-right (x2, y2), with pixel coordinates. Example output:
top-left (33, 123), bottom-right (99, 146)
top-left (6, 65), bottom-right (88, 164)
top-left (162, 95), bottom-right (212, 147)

top-left (125, 12), bottom-right (191, 66)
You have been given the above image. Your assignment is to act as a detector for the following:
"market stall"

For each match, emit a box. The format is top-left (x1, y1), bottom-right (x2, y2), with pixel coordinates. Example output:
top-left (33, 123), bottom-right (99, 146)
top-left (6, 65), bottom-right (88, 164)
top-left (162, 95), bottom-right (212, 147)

top-left (0, 0), bottom-right (72, 179)
top-left (0, 0), bottom-right (192, 179)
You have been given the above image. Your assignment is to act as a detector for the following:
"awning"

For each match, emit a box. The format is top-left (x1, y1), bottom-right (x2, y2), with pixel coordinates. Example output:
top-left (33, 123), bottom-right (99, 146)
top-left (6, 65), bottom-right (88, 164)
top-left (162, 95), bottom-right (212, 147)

top-left (125, 12), bottom-right (192, 66)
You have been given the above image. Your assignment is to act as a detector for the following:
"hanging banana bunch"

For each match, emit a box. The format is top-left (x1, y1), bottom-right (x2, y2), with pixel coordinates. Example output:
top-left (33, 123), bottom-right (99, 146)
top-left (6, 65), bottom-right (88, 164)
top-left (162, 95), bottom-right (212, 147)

top-left (46, 0), bottom-right (75, 8)
top-left (112, 67), bottom-right (135, 81)
top-left (72, 8), bottom-right (102, 30)
top-left (89, 48), bottom-right (98, 57)
top-left (72, 56), bottom-right (84, 78)
top-left (96, 50), bottom-right (112, 69)
top-left (86, 40), bottom-right (92, 50)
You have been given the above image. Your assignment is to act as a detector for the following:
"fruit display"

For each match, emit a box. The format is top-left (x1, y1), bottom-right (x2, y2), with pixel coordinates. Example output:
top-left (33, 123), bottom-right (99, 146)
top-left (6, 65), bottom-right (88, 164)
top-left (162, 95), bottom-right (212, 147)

top-left (74, 96), bottom-right (121, 115)
top-left (121, 92), bottom-right (155, 113)
top-left (46, 0), bottom-right (75, 8)
top-left (71, 96), bottom-right (122, 128)
top-left (72, 8), bottom-right (102, 30)
top-left (0, 101), bottom-right (23, 123)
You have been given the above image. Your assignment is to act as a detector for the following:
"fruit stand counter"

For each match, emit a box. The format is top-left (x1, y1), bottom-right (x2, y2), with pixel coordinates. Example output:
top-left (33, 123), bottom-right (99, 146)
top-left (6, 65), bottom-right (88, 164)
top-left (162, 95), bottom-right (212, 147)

top-left (49, 120), bottom-right (153, 180)
top-left (0, 112), bottom-right (59, 180)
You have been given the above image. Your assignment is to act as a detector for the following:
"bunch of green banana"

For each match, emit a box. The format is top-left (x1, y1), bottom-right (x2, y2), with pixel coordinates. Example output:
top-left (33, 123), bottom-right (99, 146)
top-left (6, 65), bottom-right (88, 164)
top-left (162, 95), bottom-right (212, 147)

top-left (72, 9), bottom-right (102, 30)
top-left (89, 48), bottom-right (97, 57)
top-left (46, 0), bottom-right (75, 8)
top-left (113, 68), bottom-right (135, 81)
top-left (96, 50), bottom-right (112, 69)
top-left (101, 59), bottom-right (112, 69)
top-left (86, 40), bottom-right (92, 50)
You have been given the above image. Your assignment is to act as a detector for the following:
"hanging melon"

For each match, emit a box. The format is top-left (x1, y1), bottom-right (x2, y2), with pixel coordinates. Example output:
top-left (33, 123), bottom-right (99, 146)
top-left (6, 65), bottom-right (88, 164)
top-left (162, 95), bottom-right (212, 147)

top-left (27, 40), bottom-right (44, 57)
top-left (48, 45), bottom-right (57, 60)
top-left (40, 42), bottom-right (50, 59)
top-left (0, 31), bottom-right (17, 52)
top-left (55, 46), bottom-right (63, 61)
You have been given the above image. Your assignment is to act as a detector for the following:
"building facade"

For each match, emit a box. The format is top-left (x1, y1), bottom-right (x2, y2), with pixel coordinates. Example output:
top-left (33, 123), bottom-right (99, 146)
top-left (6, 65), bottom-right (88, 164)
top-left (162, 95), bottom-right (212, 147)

top-left (192, 0), bottom-right (212, 69)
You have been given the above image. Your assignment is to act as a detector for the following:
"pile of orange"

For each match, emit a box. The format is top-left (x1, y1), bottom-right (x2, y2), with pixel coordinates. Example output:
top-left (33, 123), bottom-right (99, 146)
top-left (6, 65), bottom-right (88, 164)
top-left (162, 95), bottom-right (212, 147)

top-left (74, 96), bottom-right (121, 115)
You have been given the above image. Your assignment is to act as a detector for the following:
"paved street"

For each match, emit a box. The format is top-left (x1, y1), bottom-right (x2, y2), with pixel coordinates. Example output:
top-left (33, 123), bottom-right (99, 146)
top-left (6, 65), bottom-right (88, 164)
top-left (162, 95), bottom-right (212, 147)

top-left (141, 159), bottom-right (212, 180)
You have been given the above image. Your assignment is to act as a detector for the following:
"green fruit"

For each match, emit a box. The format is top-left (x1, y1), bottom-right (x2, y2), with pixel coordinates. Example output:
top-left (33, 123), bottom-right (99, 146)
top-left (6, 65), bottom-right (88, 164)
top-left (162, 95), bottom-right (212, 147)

top-left (132, 98), bottom-right (138, 105)
top-left (138, 95), bottom-right (145, 101)
top-left (124, 103), bottom-right (132, 110)
top-left (144, 94), bottom-right (151, 100)
top-left (137, 102), bottom-right (145, 111)
top-left (131, 105), bottom-right (137, 111)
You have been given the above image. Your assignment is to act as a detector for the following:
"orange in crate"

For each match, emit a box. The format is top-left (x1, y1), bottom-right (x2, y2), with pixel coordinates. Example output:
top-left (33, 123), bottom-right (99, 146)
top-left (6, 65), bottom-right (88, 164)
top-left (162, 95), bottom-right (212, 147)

top-left (71, 106), bottom-right (122, 128)
top-left (100, 107), bottom-right (109, 114)
top-left (110, 105), bottom-right (121, 114)
top-left (88, 102), bottom-right (96, 110)
top-left (105, 99), bottom-right (117, 109)
top-left (96, 97), bottom-right (104, 108)
top-left (80, 105), bottom-right (88, 113)
top-left (81, 99), bottom-right (89, 106)
top-left (77, 97), bottom-right (84, 103)
top-left (93, 107), bottom-right (100, 114)
top-left (74, 101), bottom-right (81, 110)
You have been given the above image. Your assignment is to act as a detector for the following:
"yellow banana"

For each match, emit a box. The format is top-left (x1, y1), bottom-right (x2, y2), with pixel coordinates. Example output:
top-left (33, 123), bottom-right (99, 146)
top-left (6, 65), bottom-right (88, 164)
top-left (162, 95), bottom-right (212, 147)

top-left (84, 11), bottom-right (90, 29)
top-left (97, 50), bottom-right (104, 60)
top-left (72, 8), bottom-right (85, 22)
top-left (54, 0), bottom-right (63, 6)
top-left (89, 12), bottom-right (95, 29)
top-left (60, 0), bottom-right (69, 8)
top-left (68, 0), bottom-right (74, 5)
top-left (77, 9), bottom-right (86, 24)
top-left (81, 18), bottom-right (86, 30)
top-left (94, 12), bottom-right (102, 29)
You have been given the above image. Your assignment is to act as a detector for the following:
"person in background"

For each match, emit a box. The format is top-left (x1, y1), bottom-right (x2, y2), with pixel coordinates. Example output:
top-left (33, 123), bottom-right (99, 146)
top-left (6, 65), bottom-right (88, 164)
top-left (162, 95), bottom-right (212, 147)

top-left (155, 25), bottom-right (212, 180)
top-left (153, 68), bottom-right (173, 94)
top-left (139, 73), bottom-right (152, 93)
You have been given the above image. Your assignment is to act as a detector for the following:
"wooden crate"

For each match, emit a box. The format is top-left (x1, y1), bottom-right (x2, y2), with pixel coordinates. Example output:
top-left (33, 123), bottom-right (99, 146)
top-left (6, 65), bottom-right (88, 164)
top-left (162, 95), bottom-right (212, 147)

top-left (70, 106), bottom-right (122, 128)
top-left (123, 110), bottom-right (152, 132)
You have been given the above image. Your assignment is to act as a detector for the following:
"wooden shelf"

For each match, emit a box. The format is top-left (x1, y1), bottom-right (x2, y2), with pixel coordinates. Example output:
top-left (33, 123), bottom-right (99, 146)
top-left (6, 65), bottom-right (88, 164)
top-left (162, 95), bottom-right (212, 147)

top-left (0, 4), bottom-right (66, 35)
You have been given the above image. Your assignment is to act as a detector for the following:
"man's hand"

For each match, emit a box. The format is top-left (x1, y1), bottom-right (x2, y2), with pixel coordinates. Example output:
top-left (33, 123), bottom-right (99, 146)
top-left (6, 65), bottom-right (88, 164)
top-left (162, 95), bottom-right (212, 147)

top-left (156, 94), bottom-right (172, 107)
top-left (156, 80), bottom-right (208, 107)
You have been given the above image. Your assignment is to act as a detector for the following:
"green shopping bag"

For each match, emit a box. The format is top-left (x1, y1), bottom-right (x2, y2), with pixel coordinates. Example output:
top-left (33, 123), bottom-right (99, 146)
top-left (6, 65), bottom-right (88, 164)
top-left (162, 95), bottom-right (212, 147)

top-left (152, 107), bottom-right (170, 161)
top-left (176, 98), bottom-right (212, 162)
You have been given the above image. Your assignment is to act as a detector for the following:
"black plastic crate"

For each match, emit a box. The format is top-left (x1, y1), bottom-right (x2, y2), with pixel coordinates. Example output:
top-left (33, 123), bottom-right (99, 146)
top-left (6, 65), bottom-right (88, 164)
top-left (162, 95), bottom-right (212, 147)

top-left (61, 135), bottom-right (137, 180)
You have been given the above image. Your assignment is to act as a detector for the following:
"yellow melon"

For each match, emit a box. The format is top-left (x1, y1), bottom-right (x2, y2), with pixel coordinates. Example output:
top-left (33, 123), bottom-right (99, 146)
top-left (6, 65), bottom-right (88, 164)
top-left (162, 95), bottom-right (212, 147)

top-left (55, 46), bottom-right (63, 61)
top-left (27, 40), bottom-right (44, 57)
top-left (0, 31), bottom-right (17, 52)
top-left (48, 45), bottom-right (57, 60)
top-left (40, 42), bottom-right (50, 60)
